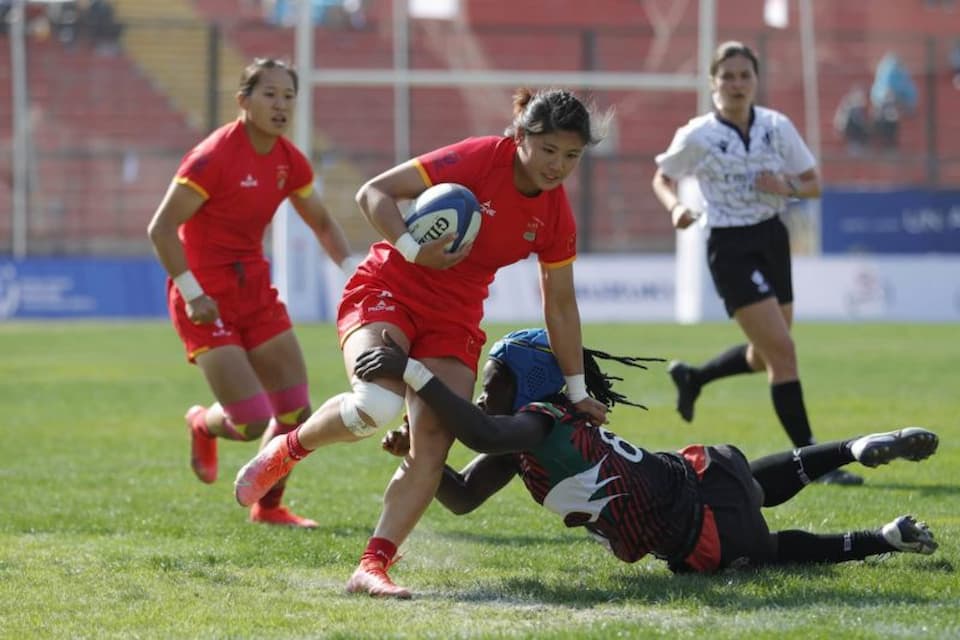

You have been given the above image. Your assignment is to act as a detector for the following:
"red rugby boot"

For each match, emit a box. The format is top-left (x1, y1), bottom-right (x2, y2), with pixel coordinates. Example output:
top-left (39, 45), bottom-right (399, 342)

top-left (186, 405), bottom-right (217, 484)
top-left (345, 558), bottom-right (412, 599)
top-left (234, 434), bottom-right (299, 506)
top-left (249, 504), bottom-right (318, 529)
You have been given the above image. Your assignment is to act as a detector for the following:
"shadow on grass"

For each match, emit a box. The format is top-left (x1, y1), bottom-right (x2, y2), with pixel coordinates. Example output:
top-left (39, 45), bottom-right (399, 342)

top-left (448, 558), bottom-right (954, 609)
top-left (851, 482), bottom-right (960, 498)
top-left (437, 530), bottom-right (581, 547)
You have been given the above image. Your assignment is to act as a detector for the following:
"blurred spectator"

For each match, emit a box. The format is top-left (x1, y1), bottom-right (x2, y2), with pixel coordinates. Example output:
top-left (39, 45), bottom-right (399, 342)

top-left (85, 0), bottom-right (122, 55)
top-left (834, 85), bottom-right (870, 154)
top-left (871, 93), bottom-right (901, 150)
top-left (950, 39), bottom-right (960, 90)
top-left (870, 52), bottom-right (918, 116)
top-left (25, 7), bottom-right (52, 42)
top-left (263, 0), bottom-right (293, 25)
top-left (868, 52), bottom-right (917, 151)
top-left (0, 1), bottom-right (10, 36)
top-left (341, 0), bottom-right (367, 29)
top-left (47, 1), bottom-right (81, 46)
top-left (264, 0), bottom-right (365, 29)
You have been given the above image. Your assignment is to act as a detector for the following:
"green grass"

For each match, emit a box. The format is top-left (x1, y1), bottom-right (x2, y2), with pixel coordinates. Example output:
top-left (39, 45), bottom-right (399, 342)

top-left (0, 321), bottom-right (957, 639)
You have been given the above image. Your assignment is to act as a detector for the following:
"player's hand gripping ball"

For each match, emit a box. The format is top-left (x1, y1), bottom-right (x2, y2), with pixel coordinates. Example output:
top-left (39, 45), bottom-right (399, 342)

top-left (404, 183), bottom-right (482, 252)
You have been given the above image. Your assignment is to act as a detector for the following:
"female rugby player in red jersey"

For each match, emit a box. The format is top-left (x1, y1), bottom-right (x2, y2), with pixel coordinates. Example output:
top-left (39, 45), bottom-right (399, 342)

top-left (234, 88), bottom-right (611, 596)
top-left (147, 58), bottom-right (359, 528)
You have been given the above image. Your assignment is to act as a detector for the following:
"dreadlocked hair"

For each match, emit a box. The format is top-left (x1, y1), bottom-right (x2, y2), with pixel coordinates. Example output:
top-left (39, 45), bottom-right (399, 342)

top-left (583, 348), bottom-right (665, 410)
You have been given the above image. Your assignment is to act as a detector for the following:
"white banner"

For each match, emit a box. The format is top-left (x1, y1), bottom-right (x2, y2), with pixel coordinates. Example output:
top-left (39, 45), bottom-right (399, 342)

top-left (483, 256), bottom-right (677, 323)
top-left (794, 255), bottom-right (960, 321)
top-left (315, 254), bottom-right (960, 324)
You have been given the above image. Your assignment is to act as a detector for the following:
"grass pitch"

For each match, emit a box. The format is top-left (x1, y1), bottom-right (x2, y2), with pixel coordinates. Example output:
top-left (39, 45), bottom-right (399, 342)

top-left (0, 321), bottom-right (957, 639)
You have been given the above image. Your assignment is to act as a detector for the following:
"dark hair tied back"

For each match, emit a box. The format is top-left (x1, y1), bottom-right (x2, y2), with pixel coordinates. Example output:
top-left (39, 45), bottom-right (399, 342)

top-left (710, 41), bottom-right (760, 77)
top-left (239, 57), bottom-right (299, 97)
top-left (505, 88), bottom-right (608, 146)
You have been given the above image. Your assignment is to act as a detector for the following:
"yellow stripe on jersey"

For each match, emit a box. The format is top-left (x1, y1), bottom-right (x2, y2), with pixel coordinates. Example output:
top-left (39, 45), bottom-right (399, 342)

top-left (176, 176), bottom-right (210, 200)
top-left (540, 255), bottom-right (577, 269)
top-left (412, 160), bottom-right (434, 187)
top-left (292, 181), bottom-right (314, 199)
top-left (189, 345), bottom-right (211, 360)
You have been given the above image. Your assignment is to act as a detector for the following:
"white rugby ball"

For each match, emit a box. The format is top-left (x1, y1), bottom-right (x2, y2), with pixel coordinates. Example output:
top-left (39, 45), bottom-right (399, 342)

top-left (405, 183), bottom-right (482, 253)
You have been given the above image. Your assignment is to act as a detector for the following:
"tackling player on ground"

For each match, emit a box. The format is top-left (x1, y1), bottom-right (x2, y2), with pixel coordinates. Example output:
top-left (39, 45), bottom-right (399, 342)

top-left (366, 328), bottom-right (938, 574)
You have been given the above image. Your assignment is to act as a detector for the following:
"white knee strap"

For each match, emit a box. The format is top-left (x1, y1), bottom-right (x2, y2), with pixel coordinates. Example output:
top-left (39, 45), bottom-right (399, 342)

top-left (338, 379), bottom-right (405, 438)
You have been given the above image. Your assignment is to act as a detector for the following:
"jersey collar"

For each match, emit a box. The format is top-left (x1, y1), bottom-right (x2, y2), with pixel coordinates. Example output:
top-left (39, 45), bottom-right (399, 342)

top-left (713, 105), bottom-right (756, 151)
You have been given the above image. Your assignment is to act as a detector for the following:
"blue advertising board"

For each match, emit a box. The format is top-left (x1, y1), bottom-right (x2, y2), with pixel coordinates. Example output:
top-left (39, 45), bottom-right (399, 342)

top-left (0, 257), bottom-right (169, 319)
top-left (821, 188), bottom-right (960, 254)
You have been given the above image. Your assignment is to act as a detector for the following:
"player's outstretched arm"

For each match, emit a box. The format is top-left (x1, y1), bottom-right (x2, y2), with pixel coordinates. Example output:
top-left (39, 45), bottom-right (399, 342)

top-left (438, 454), bottom-right (519, 514)
top-left (382, 420), bottom-right (519, 514)
top-left (356, 331), bottom-right (550, 455)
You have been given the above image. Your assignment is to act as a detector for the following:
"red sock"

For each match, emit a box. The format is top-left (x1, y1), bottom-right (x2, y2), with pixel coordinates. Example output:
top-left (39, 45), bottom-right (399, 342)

top-left (257, 485), bottom-right (284, 509)
top-left (286, 427), bottom-right (312, 460)
top-left (361, 537), bottom-right (398, 567)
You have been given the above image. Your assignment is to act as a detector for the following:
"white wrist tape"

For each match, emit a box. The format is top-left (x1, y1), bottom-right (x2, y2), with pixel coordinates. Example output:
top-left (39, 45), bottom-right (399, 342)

top-left (402, 358), bottom-right (434, 391)
top-left (173, 270), bottom-right (204, 302)
top-left (565, 374), bottom-right (588, 403)
top-left (339, 255), bottom-right (363, 276)
top-left (394, 232), bottom-right (421, 263)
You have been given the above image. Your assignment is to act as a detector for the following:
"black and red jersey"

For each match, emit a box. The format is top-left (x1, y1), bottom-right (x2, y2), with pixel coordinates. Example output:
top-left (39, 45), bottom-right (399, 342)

top-left (516, 402), bottom-right (699, 563)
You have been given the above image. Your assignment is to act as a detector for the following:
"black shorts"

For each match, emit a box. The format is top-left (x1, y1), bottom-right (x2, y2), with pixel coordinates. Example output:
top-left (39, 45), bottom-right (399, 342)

top-left (698, 445), bottom-right (775, 568)
top-left (707, 216), bottom-right (793, 317)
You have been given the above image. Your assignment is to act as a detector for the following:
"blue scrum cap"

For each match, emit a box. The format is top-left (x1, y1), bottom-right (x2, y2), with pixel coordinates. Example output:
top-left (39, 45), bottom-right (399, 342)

top-left (487, 328), bottom-right (566, 411)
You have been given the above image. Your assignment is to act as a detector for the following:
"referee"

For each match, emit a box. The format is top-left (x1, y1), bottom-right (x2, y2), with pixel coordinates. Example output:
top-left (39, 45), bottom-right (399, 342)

top-left (652, 41), bottom-right (860, 485)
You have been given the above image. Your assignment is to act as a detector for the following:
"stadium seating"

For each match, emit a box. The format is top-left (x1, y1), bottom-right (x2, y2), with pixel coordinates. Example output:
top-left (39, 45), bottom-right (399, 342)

top-left (2, 0), bottom-right (955, 255)
top-left (0, 30), bottom-right (196, 253)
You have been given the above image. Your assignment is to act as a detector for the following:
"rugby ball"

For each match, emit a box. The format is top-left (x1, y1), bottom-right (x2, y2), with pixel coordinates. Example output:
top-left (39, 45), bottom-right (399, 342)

top-left (405, 183), bottom-right (482, 253)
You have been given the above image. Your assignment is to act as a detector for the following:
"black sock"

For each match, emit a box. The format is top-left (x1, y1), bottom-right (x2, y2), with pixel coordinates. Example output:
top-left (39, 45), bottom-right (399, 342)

top-left (695, 344), bottom-right (752, 386)
top-left (750, 441), bottom-right (854, 507)
top-left (773, 529), bottom-right (892, 564)
top-left (771, 380), bottom-right (814, 448)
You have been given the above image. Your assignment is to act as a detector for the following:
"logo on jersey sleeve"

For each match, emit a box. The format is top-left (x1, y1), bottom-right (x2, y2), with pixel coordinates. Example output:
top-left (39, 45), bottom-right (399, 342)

top-left (542, 456), bottom-right (625, 524)
top-left (431, 151), bottom-right (461, 174)
top-left (188, 153), bottom-right (211, 175)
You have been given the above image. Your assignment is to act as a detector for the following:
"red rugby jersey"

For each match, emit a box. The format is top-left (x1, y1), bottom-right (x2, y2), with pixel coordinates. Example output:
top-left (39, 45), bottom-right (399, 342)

top-left (175, 119), bottom-right (314, 270)
top-left (362, 136), bottom-right (578, 320)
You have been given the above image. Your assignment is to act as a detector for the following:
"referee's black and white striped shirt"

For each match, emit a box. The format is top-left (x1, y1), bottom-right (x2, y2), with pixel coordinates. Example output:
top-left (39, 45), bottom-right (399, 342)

top-left (655, 105), bottom-right (816, 228)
